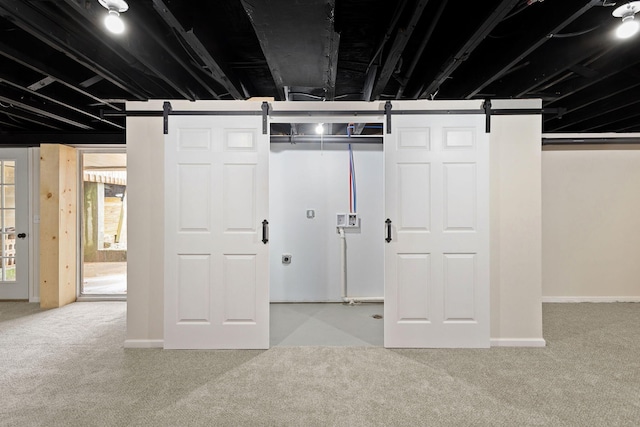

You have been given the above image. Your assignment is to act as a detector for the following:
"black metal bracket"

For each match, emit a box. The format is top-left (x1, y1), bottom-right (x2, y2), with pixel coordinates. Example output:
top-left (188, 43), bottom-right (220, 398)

top-left (261, 102), bottom-right (269, 135)
top-left (483, 99), bottom-right (492, 133)
top-left (384, 100), bottom-right (392, 134)
top-left (163, 101), bottom-right (172, 135)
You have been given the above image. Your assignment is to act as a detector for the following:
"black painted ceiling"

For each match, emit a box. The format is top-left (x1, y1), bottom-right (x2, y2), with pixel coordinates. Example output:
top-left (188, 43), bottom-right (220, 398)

top-left (0, 0), bottom-right (638, 144)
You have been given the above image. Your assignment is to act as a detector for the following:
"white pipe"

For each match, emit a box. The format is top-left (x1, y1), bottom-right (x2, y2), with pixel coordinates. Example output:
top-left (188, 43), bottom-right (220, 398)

top-left (339, 227), bottom-right (347, 300)
top-left (338, 227), bottom-right (384, 304)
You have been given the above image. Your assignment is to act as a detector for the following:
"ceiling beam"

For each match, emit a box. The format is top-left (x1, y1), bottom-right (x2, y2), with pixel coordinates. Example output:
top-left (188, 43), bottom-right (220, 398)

top-left (582, 108), bottom-right (640, 132)
top-left (457, 0), bottom-right (601, 99)
top-left (0, 75), bottom-right (124, 130)
top-left (0, 110), bottom-right (63, 131)
top-left (544, 70), bottom-right (640, 128)
top-left (152, 0), bottom-right (244, 99)
top-left (418, 0), bottom-right (519, 99)
top-left (0, 0), bottom-right (150, 100)
top-left (241, 0), bottom-right (338, 101)
top-left (544, 46), bottom-right (640, 107)
top-left (370, 0), bottom-right (430, 100)
top-left (0, 42), bottom-right (122, 112)
top-left (0, 94), bottom-right (92, 130)
top-left (60, 0), bottom-right (214, 101)
top-left (551, 88), bottom-right (640, 132)
top-left (396, 0), bottom-right (448, 99)
top-left (0, 132), bottom-right (124, 145)
top-left (491, 30), bottom-right (615, 99)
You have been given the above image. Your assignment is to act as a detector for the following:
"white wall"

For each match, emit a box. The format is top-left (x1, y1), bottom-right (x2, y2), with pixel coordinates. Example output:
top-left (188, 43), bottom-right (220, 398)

top-left (270, 142), bottom-right (383, 301)
top-left (542, 146), bottom-right (640, 301)
top-left (125, 113), bottom-right (165, 346)
top-left (489, 112), bottom-right (544, 346)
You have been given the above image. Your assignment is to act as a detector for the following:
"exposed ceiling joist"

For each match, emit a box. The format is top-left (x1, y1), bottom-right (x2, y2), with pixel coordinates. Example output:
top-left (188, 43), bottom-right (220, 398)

top-left (497, 32), bottom-right (615, 98)
top-left (0, 110), bottom-right (63, 131)
top-left (397, 0), bottom-right (448, 99)
top-left (0, 94), bottom-right (92, 130)
top-left (151, 0), bottom-right (243, 99)
top-left (544, 72), bottom-right (640, 127)
top-left (370, 0), bottom-right (430, 100)
top-left (0, 0), bottom-right (149, 100)
top-left (551, 88), bottom-right (640, 131)
top-left (0, 132), bottom-right (124, 145)
top-left (461, 0), bottom-right (602, 99)
top-left (0, 41), bottom-right (122, 112)
top-left (0, 74), bottom-right (124, 130)
top-left (544, 45), bottom-right (640, 107)
top-left (419, 0), bottom-right (520, 99)
top-left (61, 0), bottom-right (214, 101)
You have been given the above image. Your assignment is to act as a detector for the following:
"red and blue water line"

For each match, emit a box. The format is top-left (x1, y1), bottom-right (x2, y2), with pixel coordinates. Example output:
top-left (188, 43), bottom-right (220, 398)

top-left (347, 123), bottom-right (357, 213)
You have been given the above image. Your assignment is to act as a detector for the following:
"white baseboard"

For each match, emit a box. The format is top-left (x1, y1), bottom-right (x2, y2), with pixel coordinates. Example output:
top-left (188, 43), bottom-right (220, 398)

top-left (491, 338), bottom-right (546, 348)
top-left (124, 339), bottom-right (164, 349)
top-left (542, 296), bottom-right (640, 303)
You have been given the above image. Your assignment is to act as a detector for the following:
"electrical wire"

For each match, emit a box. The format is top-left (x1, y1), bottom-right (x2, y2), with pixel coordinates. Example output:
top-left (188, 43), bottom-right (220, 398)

top-left (548, 25), bottom-right (602, 38)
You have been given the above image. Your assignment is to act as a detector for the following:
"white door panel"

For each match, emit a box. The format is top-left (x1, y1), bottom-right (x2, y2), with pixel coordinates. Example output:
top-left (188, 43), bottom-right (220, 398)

top-left (165, 115), bottom-right (269, 349)
top-left (384, 114), bottom-right (489, 348)
top-left (0, 148), bottom-right (28, 300)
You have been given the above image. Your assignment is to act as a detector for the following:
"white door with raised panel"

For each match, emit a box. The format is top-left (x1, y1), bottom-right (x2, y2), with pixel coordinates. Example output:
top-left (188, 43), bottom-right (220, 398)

top-left (0, 148), bottom-right (28, 300)
top-left (164, 115), bottom-right (269, 349)
top-left (384, 114), bottom-right (489, 348)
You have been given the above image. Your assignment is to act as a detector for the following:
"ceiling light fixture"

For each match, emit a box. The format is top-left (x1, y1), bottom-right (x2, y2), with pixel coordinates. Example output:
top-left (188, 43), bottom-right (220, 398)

top-left (99, 0), bottom-right (129, 34)
top-left (613, 1), bottom-right (640, 39)
top-left (315, 123), bottom-right (325, 134)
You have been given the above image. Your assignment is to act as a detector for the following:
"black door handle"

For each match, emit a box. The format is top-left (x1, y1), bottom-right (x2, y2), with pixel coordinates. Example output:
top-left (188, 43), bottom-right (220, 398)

top-left (17, 233), bottom-right (26, 239)
top-left (385, 219), bottom-right (392, 243)
top-left (262, 220), bottom-right (269, 244)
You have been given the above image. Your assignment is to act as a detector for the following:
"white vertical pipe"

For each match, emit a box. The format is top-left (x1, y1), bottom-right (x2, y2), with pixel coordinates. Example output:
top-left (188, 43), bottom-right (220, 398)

top-left (339, 227), bottom-right (347, 300)
top-left (339, 226), bottom-right (384, 304)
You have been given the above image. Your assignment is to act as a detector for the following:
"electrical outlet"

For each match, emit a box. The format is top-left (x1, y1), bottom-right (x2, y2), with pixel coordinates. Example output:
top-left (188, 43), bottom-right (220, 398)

top-left (282, 254), bottom-right (292, 264)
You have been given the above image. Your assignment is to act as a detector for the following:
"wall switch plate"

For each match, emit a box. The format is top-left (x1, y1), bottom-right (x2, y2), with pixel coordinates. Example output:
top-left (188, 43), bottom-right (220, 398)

top-left (282, 254), bottom-right (292, 264)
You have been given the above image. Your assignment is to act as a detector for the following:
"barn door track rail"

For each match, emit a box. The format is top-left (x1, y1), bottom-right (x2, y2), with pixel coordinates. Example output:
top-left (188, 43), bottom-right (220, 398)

top-left (114, 100), bottom-right (551, 135)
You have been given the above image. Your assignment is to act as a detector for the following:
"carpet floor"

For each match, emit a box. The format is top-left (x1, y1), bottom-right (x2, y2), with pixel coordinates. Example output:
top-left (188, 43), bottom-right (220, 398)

top-left (0, 302), bottom-right (638, 426)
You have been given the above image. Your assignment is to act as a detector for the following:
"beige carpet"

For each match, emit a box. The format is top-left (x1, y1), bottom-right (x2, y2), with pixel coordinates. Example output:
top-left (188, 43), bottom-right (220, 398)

top-left (0, 302), bottom-right (639, 426)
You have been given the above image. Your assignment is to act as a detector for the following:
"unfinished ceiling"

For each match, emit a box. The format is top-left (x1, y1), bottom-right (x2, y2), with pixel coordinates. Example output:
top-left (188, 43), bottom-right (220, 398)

top-left (0, 0), bottom-right (638, 144)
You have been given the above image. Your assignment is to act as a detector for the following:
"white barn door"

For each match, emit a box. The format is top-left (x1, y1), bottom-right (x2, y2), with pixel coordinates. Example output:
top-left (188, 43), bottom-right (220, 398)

top-left (384, 114), bottom-right (489, 348)
top-left (164, 115), bottom-right (269, 349)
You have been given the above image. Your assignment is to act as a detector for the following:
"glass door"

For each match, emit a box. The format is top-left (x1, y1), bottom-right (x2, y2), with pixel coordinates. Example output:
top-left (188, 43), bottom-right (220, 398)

top-left (0, 148), bottom-right (28, 300)
top-left (80, 152), bottom-right (127, 298)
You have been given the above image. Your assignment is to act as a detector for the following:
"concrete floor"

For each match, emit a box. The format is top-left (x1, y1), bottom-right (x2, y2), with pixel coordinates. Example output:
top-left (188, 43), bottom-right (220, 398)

top-left (270, 303), bottom-right (384, 347)
top-left (82, 262), bottom-right (127, 295)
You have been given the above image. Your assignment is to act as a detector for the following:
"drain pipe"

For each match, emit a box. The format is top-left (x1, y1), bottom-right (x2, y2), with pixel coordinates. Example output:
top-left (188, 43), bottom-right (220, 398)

top-left (339, 227), bottom-right (348, 300)
top-left (339, 226), bottom-right (384, 304)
